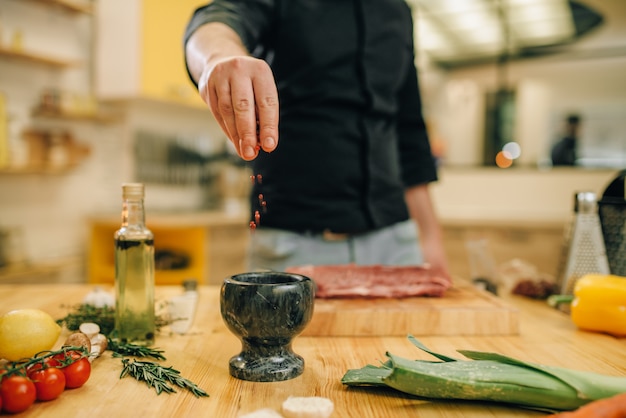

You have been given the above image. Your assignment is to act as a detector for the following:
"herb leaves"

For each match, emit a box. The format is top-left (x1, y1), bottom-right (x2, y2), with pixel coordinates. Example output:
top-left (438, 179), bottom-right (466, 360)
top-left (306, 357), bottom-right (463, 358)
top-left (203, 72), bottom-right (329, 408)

top-left (120, 359), bottom-right (209, 397)
top-left (108, 339), bottom-right (166, 361)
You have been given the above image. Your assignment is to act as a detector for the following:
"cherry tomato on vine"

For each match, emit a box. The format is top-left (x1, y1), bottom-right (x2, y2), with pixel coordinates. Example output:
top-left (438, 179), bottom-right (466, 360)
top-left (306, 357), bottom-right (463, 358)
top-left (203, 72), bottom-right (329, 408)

top-left (27, 357), bottom-right (62, 373)
top-left (61, 357), bottom-right (91, 389)
top-left (0, 375), bottom-right (37, 414)
top-left (51, 349), bottom-right (91, 389)
top-left (52, 349), bottom-right (79, 364)
top-left (27, 367), bottom-right (66, 401)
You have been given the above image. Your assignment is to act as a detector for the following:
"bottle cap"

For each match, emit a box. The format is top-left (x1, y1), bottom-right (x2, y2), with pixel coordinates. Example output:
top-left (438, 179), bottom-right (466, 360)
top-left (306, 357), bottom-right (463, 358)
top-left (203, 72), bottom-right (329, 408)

top-left (122, 183), bottom-right (145, 200)
top-left (183, 279), bottom-right (198, 291)
top-left (574, 191), bottom-right (597, 214)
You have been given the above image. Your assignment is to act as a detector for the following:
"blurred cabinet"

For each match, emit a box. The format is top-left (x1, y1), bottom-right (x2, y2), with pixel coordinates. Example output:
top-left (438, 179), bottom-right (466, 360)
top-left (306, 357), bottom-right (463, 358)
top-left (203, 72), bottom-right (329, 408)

top-left (88, 212), bottom-right (249, 285)
top-left (89, 221), bottom-right (207, 285)
top-left (95, 0), bottom-right (206, 108)
top-left (0, 0), bottom-right (91, 67)
top-left (442, 220), bottom-right (566, 281)
top-left (208, 223), bottom-right (250, 283)
top-left (0, 0), bottom-right (102, 174)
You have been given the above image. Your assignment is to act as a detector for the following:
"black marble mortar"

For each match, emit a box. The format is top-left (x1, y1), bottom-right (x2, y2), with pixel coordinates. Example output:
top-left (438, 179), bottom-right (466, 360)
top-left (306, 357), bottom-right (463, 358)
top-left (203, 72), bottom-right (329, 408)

top-left (220, 272), bottom-right (315, 382)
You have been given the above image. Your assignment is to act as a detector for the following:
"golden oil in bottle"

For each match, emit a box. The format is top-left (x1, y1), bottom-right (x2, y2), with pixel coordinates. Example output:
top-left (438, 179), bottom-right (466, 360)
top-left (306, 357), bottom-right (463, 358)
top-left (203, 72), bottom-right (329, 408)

top-left (113, 183), bottom-right (155, 345)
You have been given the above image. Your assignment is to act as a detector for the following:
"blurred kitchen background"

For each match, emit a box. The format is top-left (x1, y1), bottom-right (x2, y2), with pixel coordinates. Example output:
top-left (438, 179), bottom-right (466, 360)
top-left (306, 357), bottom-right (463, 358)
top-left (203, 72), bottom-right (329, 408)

top-left (0, 0), bottom-right (624, 287)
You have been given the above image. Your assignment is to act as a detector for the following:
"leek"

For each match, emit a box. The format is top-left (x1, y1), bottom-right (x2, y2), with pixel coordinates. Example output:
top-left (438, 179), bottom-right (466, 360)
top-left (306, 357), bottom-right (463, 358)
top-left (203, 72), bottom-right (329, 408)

top-left (341, 335), bottom-right (626, 412)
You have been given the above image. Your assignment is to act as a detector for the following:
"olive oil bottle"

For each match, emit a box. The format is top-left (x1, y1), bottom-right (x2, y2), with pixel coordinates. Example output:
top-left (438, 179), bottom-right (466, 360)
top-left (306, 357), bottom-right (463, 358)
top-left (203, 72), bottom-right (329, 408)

top-left (114, 183), bottom-right (155, 345)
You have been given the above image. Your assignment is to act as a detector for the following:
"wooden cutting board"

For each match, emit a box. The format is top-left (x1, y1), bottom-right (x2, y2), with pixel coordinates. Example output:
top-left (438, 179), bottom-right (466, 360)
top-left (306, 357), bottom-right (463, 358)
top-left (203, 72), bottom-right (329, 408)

top-left (301, 280), bottom-right (519, 337)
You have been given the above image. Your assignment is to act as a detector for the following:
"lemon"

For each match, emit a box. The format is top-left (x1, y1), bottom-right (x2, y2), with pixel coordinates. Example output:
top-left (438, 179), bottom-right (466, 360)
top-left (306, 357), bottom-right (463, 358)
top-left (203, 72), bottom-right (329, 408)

top-left (0, 309), bottom-right (62, 361)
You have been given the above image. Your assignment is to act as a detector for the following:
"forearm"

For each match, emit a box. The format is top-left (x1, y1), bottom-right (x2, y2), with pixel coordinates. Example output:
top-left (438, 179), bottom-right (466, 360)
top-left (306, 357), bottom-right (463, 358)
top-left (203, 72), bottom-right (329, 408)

top-left (405, 183), bottom-right (450, 280)
top-left (185, 22), bottom-right (250, 85)
top-left (405, 184), bottom-right (442, 241)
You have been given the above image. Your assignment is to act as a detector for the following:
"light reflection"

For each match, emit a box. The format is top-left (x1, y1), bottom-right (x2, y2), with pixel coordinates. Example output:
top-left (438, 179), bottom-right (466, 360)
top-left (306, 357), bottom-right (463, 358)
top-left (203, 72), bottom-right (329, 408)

top-left (495, 151), bottom-right (513, 168)
top-left (503, 142), bottom-right (522, 159)
top-left (410, 0), bottom-right (576, 64)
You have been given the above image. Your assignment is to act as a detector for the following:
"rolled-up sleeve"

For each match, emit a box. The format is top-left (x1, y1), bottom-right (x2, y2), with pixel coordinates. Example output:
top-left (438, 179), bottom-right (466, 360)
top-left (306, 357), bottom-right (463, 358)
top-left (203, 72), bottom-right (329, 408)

top-left (396, 60), bottom-right (438, 187)
top-left (183, 0), bottom-right (276, 85)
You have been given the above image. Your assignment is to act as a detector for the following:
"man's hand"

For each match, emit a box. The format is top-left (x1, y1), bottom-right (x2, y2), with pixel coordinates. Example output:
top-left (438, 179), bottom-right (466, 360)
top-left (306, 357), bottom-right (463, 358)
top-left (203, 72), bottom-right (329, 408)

top-left (199, 56), bottom-right (279, 160)
top-left (186, 22), bottom-right (279, 161)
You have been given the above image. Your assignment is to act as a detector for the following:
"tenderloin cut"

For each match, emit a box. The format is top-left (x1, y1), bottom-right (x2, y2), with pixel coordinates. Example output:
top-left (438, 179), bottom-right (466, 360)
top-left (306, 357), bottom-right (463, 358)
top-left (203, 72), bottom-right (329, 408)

top-left (285, 264), bottom-right (451, 299)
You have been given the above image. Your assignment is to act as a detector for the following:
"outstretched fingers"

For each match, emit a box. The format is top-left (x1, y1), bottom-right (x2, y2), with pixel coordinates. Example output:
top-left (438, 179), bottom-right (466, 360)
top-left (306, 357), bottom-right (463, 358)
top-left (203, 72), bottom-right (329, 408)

top-left (230, 76), bottom-right (259, 160)
top-left (205, 57), bottom-right (279, 160)
top-left (253, 74), bottom-right (279, 154)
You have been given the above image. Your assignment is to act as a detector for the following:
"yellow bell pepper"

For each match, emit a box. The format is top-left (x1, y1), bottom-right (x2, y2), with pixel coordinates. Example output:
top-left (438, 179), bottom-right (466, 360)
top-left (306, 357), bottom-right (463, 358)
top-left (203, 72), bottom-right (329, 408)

top-left (569, 274), bottom-right (626, 337)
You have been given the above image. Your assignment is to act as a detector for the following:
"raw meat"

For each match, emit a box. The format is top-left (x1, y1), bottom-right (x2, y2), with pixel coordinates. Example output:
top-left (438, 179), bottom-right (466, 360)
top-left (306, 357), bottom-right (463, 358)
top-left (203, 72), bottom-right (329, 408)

top-left (285, 264), bottom-right (451, 299)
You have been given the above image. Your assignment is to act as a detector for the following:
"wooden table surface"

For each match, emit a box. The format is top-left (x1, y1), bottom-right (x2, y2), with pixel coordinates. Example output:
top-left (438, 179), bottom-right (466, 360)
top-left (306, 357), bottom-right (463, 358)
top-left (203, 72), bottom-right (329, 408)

top-left (1, 283), bottom-right (625, 418)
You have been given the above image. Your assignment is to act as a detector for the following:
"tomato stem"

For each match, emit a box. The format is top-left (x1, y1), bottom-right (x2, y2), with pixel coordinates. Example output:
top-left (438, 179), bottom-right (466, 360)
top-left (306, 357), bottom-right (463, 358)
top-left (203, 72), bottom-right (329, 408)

top-left (1, 346), bottom-right (89, 377)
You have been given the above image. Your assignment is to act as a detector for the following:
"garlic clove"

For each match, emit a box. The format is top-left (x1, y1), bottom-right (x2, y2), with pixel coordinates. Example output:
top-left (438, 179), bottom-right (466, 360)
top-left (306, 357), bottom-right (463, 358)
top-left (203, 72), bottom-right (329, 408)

top-left (88, 333), bottom-right (108, 363)
top-left (64, 332), bottom-right (91, 352)
top-left (79, 322), bottom-right (101, 339)
top-left (239, 409), bottom-right (284, 418)
top-left (281, 397), bottom-right (334, 418)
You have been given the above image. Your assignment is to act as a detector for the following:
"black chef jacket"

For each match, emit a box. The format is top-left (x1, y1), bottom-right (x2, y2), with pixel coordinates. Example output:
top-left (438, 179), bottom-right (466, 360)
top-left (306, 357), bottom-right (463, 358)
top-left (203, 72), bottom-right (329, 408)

top-left (184, 0), bottom-right (438, 234)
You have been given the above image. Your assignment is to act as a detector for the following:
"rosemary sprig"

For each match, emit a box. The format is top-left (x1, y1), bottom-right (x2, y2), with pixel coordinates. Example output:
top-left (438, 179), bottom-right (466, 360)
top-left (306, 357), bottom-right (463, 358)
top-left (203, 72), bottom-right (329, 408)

top-left (120, 359), bottom-right (209, 397)
top-left (107, 339), bottom-right (167, 361)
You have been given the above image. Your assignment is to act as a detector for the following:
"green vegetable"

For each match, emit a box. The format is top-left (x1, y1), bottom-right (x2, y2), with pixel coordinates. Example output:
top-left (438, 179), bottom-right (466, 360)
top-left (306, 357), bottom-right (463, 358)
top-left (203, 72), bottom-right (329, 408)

top-left (107, 338), bottom-right (167, 361)
top-left (56, 303), bottom-right (172, 337)
top-left (120, 359), bottom-right (209, 397)
top-left (56, 304), bottom-right (116, 335)
top-left (341, 336), bottom-right (626, 412)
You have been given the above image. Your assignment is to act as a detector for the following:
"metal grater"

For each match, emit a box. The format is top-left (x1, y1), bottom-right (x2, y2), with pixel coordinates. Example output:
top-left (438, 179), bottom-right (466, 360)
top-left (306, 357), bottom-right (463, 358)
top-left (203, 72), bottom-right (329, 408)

top-left (560, 192), bottom-right (610, 295)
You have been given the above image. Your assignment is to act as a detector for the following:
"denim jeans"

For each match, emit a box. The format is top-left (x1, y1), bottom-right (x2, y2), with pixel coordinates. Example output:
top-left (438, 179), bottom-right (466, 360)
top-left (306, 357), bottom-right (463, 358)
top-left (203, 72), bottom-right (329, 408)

top-left (246, 219), bottom-right (423, 271)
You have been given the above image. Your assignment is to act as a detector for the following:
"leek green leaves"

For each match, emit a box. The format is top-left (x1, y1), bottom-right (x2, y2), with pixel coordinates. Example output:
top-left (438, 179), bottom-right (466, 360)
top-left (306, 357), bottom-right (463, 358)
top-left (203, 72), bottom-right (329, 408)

top-left (341, 336), bottom-right (626, 412)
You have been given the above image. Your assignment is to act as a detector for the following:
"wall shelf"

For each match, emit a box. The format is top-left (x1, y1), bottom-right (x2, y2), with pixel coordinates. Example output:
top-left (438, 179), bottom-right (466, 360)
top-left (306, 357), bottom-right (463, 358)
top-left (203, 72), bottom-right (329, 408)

top-left (0, 46), bottom-right (79, 68)
top-left (32, 108), bottom-right (121, 124)
top-left (0, 259), bottom-right (72, 283)
top-left (0, 165), bottom-right (79, 175)
top-left (26, 0), bottom-right (93, 15)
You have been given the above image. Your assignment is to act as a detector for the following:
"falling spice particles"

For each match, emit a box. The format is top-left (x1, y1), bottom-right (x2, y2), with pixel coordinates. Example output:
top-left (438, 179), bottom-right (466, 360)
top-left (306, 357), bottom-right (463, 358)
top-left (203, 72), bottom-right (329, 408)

top-left (249, 174), bottom-right (263, 184)
top-left (250, 175), bottom-right (268, 231)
